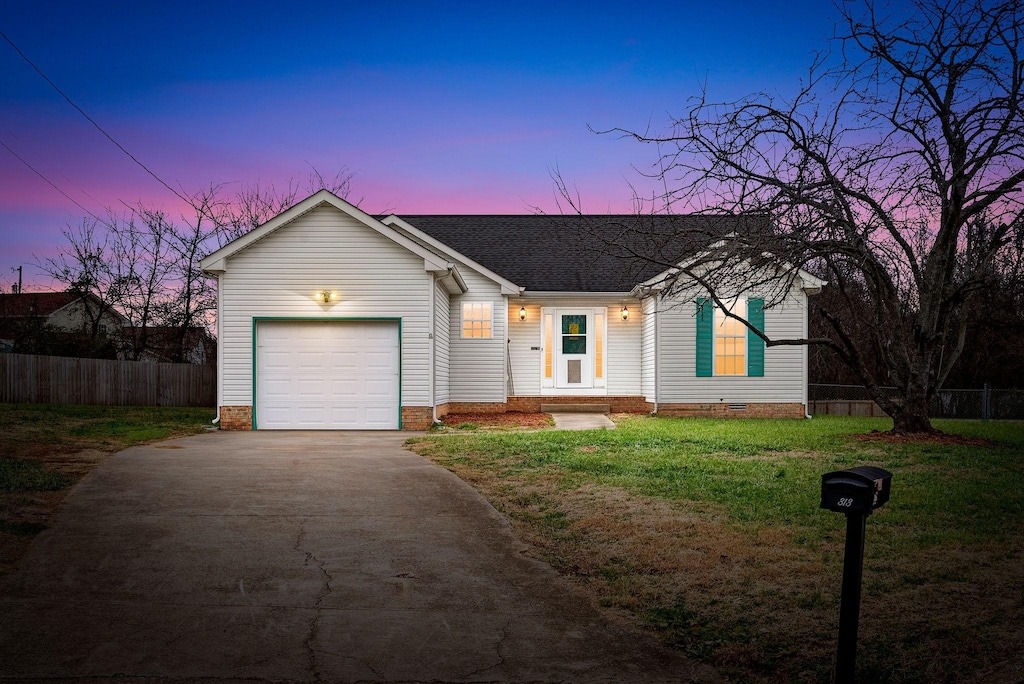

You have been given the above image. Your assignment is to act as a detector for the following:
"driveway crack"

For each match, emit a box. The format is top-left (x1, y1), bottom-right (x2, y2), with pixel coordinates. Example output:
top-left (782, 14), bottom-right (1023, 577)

top-left (296, 520), bottom-right (334, 682)
top-left (460, 617), bottom-right (511, 680)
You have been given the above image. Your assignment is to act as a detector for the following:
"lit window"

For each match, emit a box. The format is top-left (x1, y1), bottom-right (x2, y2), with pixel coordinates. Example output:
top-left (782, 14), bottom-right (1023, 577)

top-left (543, 314), bottom-right (553, 379)
top-left (714, 298), bottom-right (746, 376)
top-left (462, 302), bottom-right (492, 339)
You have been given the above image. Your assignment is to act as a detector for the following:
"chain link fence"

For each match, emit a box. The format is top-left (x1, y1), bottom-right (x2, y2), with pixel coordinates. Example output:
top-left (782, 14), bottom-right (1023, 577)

top-left (809, 384), bottom-right (1024, 420)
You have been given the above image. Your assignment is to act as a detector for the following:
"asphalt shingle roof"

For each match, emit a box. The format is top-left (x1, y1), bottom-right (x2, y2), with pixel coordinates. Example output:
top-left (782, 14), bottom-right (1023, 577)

top-left (397, 214), bottom-right (769, 292)
top-left (0, 292), bottom-right (80, 317)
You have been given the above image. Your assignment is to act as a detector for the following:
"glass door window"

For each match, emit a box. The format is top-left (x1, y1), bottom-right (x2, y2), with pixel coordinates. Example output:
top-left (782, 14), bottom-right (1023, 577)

top-left (557, 312), bottom-right (592, 387)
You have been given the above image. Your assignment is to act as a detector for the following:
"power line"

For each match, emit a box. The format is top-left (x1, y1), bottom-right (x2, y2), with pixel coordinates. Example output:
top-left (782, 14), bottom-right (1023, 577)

top-left (0, 136), bottom-right (112, 227)
top-left (0, 29), bottom-right (194, 209)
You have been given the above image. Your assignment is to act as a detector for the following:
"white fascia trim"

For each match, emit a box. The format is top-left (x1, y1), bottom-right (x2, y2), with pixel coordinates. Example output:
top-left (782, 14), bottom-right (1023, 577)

top-left (519, 291), bottom-right (633, 299)
top-left (382, 215), bottom-right (521, 295)
top-left (199, 190), bottom-right (450, 275)
top-left (630, 255), bottom-right (827, 297)
top-left (434, 265), bottom-right (468, 295)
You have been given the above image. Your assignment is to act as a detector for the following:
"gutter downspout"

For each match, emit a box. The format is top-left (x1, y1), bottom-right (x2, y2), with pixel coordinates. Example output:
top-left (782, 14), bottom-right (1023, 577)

top-left (213, 273), bottom-right (223, 426)
top-left (653, 294), bottom-right (660, 414)
top-left (430, 275), bottom-right (437, 423)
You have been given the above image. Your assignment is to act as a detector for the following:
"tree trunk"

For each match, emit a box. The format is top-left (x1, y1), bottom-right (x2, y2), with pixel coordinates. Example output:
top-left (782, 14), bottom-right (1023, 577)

top-left (889, 395), bottom-right (936, 434)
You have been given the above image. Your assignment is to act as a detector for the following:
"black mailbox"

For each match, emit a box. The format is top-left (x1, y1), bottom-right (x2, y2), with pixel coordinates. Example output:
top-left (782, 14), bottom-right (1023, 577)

top-left (820, 466), bottom-right (892, 515)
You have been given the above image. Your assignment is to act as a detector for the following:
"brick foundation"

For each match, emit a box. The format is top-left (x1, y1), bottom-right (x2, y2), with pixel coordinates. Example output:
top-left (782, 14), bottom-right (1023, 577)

top-left (219, 405), bottom-right (253, 430)
top-left (506, 396), bottom-right (655, 413)
top-left (445, 402), bottom-right (510, 414)
top-left (401, 406), bottom-right (435, 430)
top-left (224, 400), bottom-right (804, 431)
top-left (655, 402), bottom-right (807, 419)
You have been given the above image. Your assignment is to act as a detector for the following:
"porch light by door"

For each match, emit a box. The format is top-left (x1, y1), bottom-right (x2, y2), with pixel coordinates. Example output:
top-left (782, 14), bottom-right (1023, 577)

top-left (519, 306), bottom-right (527, 321)
top-left (621, 306), bottom-right (629, 321)
top-left (319, 290), bottom-right (333, 303)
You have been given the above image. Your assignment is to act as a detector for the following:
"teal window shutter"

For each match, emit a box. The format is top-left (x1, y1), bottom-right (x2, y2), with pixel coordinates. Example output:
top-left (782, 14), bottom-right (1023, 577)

top-left (696, 298), bottom-right (713, 377)
top-left (747, 298), bottom-right (765, 377)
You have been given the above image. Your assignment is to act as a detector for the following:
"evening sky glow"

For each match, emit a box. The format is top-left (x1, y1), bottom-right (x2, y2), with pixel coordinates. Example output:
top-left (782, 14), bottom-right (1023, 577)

top-left (1, 0), bottom-right (871, 290)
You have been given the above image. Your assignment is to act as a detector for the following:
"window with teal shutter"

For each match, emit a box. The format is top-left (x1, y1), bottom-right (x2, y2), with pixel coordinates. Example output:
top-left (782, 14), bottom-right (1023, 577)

top-left (695, 298), bottom-right (713, 376)
top-left (747, 298), bottom-right (765, 377)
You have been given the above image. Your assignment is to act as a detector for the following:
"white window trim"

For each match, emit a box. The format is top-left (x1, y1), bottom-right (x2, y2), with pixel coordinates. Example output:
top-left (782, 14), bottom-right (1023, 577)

top-left (713, 296), bottom-right (747, 377)
top-left (461, 301), bottom-right (494, 339)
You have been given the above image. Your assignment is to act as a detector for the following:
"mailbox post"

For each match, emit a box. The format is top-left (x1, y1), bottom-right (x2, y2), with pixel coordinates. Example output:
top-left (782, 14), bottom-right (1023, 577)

top-left (820, 466), bottom-right (892, 684)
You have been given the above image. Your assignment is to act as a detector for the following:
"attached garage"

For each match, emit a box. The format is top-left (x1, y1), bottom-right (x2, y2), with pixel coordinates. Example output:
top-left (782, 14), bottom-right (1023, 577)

top-left (255, 319), bottom-right (400, 430)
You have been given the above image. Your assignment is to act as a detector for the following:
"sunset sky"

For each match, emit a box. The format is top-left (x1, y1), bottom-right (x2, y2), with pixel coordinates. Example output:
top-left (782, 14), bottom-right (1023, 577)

top-left (2, 0), bottom-right (851, 290)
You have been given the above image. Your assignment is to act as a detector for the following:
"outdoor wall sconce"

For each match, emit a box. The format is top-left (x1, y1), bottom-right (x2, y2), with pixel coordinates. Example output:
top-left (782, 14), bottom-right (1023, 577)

top-left (519, 306), bottom-right (527, 321)
top-left (319, 290), bottom-right (333, 303)
top-left (621, 306), bottom-right (629, 321)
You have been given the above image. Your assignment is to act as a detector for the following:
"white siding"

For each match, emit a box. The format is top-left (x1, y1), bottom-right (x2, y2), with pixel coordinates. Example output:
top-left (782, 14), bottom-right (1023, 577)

top-left (507, 297), bottom-right (642, 396)
top-left (434, 280), bottom-right (450, 405)
top-left (448, 268), bottom-right (506, 402)
top-left (508, 301), bottom-right (542, 396)
top-left (641, 297), bottom-right (657, 402)
top-left (219, 204), bottom-right (433, 407)
top-left (607, 302), bottom-right (641, 395)
top-left (657, 286), bottom-right (808, 403)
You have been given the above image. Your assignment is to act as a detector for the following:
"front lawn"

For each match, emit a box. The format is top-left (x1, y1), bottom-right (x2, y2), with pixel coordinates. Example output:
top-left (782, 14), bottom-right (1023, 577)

top-left (409, 416), bottom-right (1024, 683)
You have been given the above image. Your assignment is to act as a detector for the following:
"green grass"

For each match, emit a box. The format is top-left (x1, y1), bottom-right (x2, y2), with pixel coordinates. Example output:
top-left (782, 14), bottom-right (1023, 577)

top-left (0, 458), bottom-right (71, 492)
top-left (0, 403), bottom-right (214, 448)
top-left (0, 403), bottom-right (214, 493)
top-left (410, 415), bottom-right (1024, 683)
top-left (418, 416), bottom-right (1024, 548)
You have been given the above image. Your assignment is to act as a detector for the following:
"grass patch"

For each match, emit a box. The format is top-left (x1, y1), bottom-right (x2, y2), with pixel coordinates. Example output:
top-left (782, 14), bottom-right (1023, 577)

top-left (0, 458), bottom-right (71, 492)
top-left (409, 415), bottom-right (1024, 683)
top-left (0, 403), bottom-right (214, 452)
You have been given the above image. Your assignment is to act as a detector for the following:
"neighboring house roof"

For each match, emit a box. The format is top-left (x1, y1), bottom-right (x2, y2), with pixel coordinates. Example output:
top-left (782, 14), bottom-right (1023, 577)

top-left (396, 214), bottom-right (771, 292)
top-left (0, 292), bottom-right (82, 318)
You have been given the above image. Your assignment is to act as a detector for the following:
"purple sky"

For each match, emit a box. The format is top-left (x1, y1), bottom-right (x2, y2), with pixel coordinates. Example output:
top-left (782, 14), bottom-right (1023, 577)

top-left (1, 0), bottom-right (847, 291)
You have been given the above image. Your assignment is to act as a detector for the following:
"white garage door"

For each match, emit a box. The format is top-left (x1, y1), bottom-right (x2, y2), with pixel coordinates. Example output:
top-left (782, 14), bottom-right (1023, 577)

top-left (256, 320), bottom-right (400, 429)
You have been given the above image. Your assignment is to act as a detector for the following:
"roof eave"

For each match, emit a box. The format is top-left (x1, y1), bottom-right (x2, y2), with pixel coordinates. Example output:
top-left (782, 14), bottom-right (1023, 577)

top-left (199, 190), bottom-right (452, 276)
top-left (382, 215), bottom-right (521, 294)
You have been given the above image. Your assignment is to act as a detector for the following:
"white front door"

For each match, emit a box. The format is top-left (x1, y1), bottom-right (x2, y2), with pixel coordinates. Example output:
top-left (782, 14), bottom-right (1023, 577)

top-left (555, 311), bottom-right (593, 389)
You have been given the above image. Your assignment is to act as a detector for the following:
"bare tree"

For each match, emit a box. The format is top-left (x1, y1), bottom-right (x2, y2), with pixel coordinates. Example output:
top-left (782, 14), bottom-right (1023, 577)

top-left (587, 0), bottom-right (1023, 433)
top-left (108, 210), bottom-right (174, 360)
top-left (36, 167), bottom-right (357, 363)
top-left (36, 218), bottom-right (123, 343)
top-left (215, 167), bottom-right (357, 244)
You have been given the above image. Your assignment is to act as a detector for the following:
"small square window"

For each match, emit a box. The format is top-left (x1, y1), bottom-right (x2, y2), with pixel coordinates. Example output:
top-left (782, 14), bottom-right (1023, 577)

top-left (462, 302), bottom-right (493, 339)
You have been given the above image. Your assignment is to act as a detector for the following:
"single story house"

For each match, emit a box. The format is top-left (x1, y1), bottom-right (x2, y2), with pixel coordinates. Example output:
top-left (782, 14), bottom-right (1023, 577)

top-left (200, 190), bottom-right (823, 430)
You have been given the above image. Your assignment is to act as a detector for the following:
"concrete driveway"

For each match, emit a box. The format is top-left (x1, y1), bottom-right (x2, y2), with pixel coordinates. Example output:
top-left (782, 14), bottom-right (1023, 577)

top-left (0, 431), bottom-right (718, 683)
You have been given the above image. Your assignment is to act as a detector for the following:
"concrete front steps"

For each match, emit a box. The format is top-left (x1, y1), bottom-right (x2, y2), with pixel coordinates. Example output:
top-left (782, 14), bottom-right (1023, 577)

top-left (540, 403), bottom-right (611, 414)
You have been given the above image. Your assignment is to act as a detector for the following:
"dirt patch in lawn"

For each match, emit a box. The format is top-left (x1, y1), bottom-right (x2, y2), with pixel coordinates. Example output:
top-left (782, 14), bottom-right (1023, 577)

top-left (439, 411), bottom-right (554, 431)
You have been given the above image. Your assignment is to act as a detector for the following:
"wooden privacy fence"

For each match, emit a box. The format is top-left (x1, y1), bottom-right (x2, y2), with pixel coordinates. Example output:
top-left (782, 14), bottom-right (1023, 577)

top-left (0, 353), bottom-right (215, 407)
